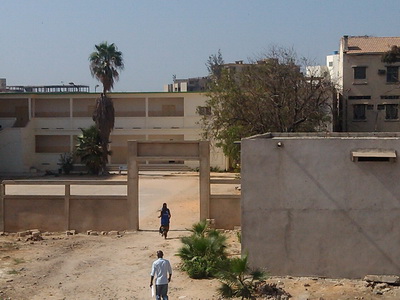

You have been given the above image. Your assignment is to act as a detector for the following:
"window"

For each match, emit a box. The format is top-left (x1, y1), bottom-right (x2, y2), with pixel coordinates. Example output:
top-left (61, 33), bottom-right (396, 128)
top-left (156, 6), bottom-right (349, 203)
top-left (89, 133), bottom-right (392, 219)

top-left (197, 106), bottom-right (211, 116)
top-left (385, 104), bottom-right (399, 120)
top-left (351, 149), bottom-right (396, 162)
top-left (348, 96), bottom-right (371, 100)
top-left (387, 66), bottom-right (399, 83)
top-left (353, 104), bottom-right (366, 120)
top-left (353, 66), bottom-right (367, 80)
top-left (381, 95), bottom-right (400, 99)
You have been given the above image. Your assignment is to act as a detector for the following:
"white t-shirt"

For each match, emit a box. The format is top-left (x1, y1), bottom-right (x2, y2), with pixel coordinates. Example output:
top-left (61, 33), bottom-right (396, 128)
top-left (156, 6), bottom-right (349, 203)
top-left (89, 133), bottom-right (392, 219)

top-left (151, 258), bottom-right (172, 285)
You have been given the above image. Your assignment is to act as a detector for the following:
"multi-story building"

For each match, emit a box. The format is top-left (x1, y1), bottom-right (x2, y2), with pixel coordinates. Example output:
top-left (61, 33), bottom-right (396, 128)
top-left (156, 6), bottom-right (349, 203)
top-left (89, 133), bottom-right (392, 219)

top-left (0, 90), bottom-right (227, 173)
top-left (163, 77), bottom-right (209, 92)
top-left (337, 36), bottom-right (400, 131)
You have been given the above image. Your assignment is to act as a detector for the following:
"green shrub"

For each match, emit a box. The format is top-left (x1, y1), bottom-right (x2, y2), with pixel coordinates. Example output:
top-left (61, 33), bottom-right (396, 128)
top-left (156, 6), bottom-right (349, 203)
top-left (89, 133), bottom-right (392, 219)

top-left (59, 152), bottom-right (74, 174)
top-left (177, 220), bottom-right (228, 279)
top-left (217, 254), bottom-right (267, 299)
top-left (75, 125), bottom-right (110, 175)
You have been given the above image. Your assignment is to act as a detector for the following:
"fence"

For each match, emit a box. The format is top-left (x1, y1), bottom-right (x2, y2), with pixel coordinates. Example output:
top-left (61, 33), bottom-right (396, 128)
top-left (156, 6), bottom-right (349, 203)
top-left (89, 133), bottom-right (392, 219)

top-left (0, 180), bottom-right (127, 232)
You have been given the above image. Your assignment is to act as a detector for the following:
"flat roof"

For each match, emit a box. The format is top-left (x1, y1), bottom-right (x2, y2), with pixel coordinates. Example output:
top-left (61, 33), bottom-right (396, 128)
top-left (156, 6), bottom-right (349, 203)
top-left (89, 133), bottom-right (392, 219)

top-left (247, 132), bottom-right (400, 140)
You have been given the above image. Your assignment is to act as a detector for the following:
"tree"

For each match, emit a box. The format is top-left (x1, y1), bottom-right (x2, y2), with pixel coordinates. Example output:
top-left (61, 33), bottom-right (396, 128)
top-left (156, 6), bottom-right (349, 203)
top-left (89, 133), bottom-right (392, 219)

top-left (75, 125), bottom-right (110, 175)
top-left (382, 45), bottom-right (400, 63)
top-left (207, 49), bottom-right (224, 80)
top-left (200, 47), bottom-right (333, 167)
top-left (89, 42), bottom-right (124, 174)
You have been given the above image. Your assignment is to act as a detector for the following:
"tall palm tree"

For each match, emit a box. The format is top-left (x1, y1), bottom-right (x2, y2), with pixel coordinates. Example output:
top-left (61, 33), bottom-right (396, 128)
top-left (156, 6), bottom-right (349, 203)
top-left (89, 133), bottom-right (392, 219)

top-left (89, 42), bottom-right (124, 174)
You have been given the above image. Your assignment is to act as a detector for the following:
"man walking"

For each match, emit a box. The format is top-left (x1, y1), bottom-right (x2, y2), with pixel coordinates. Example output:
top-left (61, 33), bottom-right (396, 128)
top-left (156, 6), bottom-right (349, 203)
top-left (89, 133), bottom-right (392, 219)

top-left (150, 250), bottom-right (172, 300)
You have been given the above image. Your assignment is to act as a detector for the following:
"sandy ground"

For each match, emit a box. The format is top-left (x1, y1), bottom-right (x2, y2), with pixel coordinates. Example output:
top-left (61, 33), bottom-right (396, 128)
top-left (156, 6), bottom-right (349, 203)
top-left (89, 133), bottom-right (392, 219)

top-left (1, 172), bottom-right (400, 299)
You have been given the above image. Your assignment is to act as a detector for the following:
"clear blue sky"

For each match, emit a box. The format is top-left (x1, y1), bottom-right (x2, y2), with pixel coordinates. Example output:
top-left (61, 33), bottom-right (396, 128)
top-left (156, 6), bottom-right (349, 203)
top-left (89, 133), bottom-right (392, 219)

top-left (1, 0), bottom-right (399, 92)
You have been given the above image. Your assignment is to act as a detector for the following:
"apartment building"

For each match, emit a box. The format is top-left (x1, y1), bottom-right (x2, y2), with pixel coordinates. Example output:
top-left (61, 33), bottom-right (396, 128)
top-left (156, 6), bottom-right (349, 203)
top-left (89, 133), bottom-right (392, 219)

top-left (337, 36), bottom-right (400, 131)
top-left (0, 91), bottom-right (227, 173)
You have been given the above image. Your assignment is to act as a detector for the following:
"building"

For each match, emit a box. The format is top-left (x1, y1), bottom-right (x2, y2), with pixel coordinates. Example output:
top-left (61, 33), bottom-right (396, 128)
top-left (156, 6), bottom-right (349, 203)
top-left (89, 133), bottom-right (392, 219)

top-left (336, 36), bottom-right (400, 132)
top-left (242, 132), bottom-right (400, 278)
top-left (0, 91), bottom-right (227, 173)
top-left (163, 77), bottom-right (209, 92)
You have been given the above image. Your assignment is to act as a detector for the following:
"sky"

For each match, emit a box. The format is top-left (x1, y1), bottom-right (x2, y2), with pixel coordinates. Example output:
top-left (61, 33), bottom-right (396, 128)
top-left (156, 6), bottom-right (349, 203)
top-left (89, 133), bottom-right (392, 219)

top-left (1, 0), bottom-right (400, 92)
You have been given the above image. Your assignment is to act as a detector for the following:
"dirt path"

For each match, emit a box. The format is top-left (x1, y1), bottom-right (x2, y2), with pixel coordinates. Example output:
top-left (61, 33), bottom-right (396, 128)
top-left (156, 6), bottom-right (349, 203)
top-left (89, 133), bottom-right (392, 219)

top-left (1, 173), bottom-right (400, 299)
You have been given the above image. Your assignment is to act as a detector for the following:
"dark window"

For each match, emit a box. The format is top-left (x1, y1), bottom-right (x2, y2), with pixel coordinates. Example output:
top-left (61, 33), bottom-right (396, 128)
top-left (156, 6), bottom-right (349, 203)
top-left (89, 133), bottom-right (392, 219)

top-left (358, 157), bottom-right (391, 162)
top-left (353, 104), bottom-right (366, 120)
top-left (385, 104), bottom-right (399, 120)
top-left (197, 106), bottom-right (211, 116)
top-left (354, 67), bottom-right (367, 80)
top-left (367, 105), bottom-right (374, 110)
top-left (348, 95), bottom-right (371, 100)
top-left (381, 95), bottom-right (400, 99)
top-left (387, 66), bottom-right (399, 83)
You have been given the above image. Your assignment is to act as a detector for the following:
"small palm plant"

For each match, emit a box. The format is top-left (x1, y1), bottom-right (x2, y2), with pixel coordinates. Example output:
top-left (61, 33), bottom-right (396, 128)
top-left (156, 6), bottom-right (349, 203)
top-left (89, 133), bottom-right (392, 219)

top-left (177, 220), bottom-right (228, 279)
top-left (59, 152), bottom-right (74, 174)
top-left (75, 125), bottom-right (110, 175)
top-left (217, 254), bottom-right (267, 299)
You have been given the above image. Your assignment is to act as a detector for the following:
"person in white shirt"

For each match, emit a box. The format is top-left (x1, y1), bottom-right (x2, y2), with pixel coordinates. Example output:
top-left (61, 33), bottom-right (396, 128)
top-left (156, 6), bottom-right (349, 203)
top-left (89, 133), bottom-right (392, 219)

top-left (150, 250), bottom-right (172, 300)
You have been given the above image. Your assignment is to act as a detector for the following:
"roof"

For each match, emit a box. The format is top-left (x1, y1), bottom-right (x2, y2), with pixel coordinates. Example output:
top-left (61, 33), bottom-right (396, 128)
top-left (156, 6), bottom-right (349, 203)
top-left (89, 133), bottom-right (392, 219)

top-left (345, 36), bottom-right (400, 54)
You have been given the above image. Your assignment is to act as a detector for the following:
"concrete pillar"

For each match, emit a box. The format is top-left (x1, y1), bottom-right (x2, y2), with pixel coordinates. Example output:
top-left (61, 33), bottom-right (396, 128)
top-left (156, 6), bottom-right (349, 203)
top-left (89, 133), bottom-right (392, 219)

top-left (64, 184), bottom-right (70, 230)
top-left (127, 141), bottom-right (139, 230)
top-left (0, 183), bottom-right (4, 232)
top-left (199, 141), bottom-right (210, 221)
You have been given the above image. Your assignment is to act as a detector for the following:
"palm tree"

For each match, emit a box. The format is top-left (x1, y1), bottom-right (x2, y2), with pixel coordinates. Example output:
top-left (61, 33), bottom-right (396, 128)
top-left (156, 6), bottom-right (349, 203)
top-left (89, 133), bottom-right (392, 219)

top-left (89, 42), bottom-right (124, 174)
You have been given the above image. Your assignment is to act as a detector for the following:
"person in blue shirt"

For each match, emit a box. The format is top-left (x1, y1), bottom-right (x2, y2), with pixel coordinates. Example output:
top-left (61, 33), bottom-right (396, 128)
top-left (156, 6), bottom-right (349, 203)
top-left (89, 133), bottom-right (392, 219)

top-left (158, 203), bottom-right (171, 239)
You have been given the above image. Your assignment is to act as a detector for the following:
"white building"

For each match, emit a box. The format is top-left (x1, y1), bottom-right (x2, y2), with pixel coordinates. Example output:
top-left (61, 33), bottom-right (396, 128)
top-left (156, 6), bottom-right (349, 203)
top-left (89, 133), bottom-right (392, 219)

top-left (0, 91), bottom-right (227, 173)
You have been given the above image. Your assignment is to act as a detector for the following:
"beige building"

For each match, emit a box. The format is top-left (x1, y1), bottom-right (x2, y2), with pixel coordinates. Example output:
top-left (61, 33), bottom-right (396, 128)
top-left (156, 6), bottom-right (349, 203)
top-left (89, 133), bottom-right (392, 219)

top-left (338, 36), bottom-right (400, 131)
top-left (0, 91), bottom-right (227, 173)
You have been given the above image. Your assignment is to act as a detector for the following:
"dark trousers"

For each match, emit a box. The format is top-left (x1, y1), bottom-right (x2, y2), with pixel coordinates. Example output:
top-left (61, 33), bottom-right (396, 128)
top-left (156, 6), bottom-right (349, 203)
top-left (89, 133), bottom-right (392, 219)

top-left (156, 284), bottom-right (168, 300)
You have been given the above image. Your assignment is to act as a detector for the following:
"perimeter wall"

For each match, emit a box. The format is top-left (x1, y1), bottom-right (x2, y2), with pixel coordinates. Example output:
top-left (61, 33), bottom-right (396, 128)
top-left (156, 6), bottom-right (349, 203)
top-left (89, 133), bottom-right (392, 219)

top-left (241, 133), bottom-right (400, 278)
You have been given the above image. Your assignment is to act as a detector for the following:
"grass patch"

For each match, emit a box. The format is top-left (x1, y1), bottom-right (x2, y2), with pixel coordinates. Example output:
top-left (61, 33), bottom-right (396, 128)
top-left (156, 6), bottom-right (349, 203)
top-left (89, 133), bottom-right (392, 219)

top-left (13, 258), bottom-right (25, 265)
top-left (0, 242), bottom-right (19, 251)
top-left (7, 269), bottom-right (19, 275)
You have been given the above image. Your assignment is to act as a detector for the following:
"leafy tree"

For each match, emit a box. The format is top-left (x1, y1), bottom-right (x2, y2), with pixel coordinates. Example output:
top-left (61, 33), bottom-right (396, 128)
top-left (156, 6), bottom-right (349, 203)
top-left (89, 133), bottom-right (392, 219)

top-left (177, 220), bottom-right (228, 279)
top-left (201, 47), bottom-right (333, 166)
top-left (217, 254), bottom-right (267, 299)
top-left (382, 45), bottom-right (400, 63)
top-left (75, 125), bottom-right (110, 175)
top-left (89, 42), bottom-right (124, 174)
top-left (207, 49), bottom-right (224, 80)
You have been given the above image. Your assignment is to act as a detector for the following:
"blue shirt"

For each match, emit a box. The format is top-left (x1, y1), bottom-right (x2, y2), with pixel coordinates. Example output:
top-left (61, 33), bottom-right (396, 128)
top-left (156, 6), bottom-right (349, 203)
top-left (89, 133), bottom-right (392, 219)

top-left (160, 209), bottom-right (170, 226)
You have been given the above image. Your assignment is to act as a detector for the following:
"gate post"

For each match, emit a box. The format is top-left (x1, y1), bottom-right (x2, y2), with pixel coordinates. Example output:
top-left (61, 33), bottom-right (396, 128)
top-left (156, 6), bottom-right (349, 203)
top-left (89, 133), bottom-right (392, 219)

top-left (199, 141), bottom-right (210, 221)
top-left (0, 183), bottom-right (4, 232)
top-left (127, 141), bottom-right (139, 230)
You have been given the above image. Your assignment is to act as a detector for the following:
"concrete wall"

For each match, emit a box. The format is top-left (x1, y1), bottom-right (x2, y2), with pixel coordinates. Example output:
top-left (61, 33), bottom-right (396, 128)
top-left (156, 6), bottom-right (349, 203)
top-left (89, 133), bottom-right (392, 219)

top-left (210, 195), bottom-right (240, 229)
top-left (241, 133), bottom-right (400, 278)
top-left (1, 181), bottom-right (128, 232)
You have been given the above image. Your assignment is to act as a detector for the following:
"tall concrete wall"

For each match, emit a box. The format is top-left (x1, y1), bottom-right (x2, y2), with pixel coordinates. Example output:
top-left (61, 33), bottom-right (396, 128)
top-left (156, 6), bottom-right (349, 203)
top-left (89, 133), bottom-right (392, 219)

top-left (241, 133), bottom-right (400, 278)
